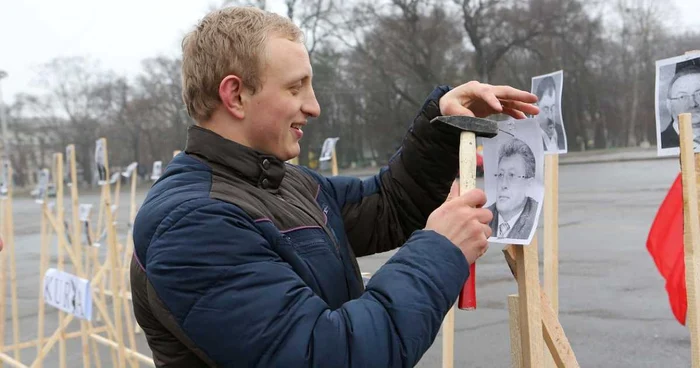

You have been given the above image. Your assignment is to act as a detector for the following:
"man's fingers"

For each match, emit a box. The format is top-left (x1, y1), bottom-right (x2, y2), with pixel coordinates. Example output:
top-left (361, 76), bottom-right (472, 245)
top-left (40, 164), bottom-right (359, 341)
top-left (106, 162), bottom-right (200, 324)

top-left (503, 107), bottom-right (527, 120)
top-left (482, 223), bottom-right (493, 239)
top-left (457, 188), bottom-right (487, 208)
top-left (476, 87), bottom-right (504, 113)
top-left (475, 207), bottom-right (494, 224)
top-left (492, 85), bottom-right (539, 103)
top-left (445, 180), bottom-right (460, 202)
top-left (501, 100), bottom-right (540, 116)
top-left (441, 100), bottom-right (475, 117)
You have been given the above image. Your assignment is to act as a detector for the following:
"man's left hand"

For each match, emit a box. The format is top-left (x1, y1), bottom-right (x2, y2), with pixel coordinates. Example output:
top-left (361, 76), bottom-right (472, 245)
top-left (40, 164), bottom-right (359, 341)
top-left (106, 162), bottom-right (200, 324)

top-left (439, 81), bottom-right (540, 120)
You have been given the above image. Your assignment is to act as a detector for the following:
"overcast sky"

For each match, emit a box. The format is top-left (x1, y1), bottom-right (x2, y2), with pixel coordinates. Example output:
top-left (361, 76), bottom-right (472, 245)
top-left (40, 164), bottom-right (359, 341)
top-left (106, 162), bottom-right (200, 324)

top-left (1, 0), bottom-right (699, 104)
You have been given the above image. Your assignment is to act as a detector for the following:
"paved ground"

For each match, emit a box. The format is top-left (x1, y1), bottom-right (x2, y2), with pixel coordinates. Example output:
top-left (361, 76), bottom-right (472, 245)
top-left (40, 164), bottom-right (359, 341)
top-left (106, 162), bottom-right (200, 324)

top-left (1, 153), bottom-right (693, 367)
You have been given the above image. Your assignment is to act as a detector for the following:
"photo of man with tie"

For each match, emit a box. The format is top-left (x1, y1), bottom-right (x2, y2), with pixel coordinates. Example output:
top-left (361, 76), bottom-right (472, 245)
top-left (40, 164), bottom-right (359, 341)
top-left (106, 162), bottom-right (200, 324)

top-left (482, 119), bottom-right (545, 246)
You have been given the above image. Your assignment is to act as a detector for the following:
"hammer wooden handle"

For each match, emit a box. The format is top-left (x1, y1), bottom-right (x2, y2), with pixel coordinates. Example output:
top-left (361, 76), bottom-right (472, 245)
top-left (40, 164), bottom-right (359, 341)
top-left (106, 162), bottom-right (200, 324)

top-left (458, 130), bottom-right (477, 310)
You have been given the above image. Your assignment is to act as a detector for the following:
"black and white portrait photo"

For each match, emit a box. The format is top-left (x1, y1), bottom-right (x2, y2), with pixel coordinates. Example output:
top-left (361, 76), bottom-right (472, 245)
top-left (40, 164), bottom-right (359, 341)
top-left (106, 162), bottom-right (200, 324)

top-left (65, 145), bottom-right (73, 186)
top-left (151, 161), bottom-right (163, 181)
top-left (35, 168), bottom-right (50, 204)
top-left (655, 54), bottom-right (700, 156)
top-left (94, 139), bottom-right (107, 185)
top-left (483, 119), bottom-right (545, 246)
top-left (0, 160), bottom-right (10, 199)
top-left (122, 162), bottom-right (138, 178)
top-left (319, 137), bottom-right (339, 162)
top-left (531, 70), bottom-right (567, 154)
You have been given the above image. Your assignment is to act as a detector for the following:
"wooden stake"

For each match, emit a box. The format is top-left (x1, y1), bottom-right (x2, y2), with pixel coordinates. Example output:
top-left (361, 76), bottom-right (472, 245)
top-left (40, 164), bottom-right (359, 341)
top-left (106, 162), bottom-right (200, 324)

top-left (508, 295), bottom-right (523, 368)
top-left (503, 246), bottom-right (580, 368)
top-left (53, 155), bottom-right (67, 368)
top-left (679, 112), bottom-right (700, 367)
top-left (101, 139), bottom-right (127, 368)
top-left (514, 236), bottom-right (544, 367)
top-left (121, 169), bottom-right (140, 368)
top-left (35, 202), bottom-right (50, 368)
top-left (544, 154), bottom-right (559, 368)
top-left (67, 145), bottom-right (91, 368)
top-left (0, 169), bottom-right (7, 368)
top-left (331, 147), bottom-right (339, 176)
top-left (441, 305), bottom-right (455, 368)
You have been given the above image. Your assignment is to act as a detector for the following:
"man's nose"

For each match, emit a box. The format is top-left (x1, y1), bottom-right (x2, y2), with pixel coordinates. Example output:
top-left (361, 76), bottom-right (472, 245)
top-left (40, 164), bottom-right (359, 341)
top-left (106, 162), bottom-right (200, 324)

top-left (303, 89), bottom-right (321, 118)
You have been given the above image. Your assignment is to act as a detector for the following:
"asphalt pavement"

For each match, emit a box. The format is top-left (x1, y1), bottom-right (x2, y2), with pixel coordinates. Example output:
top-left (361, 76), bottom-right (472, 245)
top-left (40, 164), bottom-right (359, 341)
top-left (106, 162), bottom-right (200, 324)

top-left (1, 151), bottom-right (692, 367)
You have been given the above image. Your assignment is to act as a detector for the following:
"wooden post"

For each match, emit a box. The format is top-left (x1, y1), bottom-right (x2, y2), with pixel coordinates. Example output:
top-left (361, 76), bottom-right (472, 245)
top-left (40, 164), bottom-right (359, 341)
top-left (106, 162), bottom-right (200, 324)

top-left (53, 155), bottom-right (67, 368)
top-left (503, 246), bottom-right (580, 368)
top-left (514, 236), bottom-right (544, 367)
top-left (508, 295), bottom-right (523, 368)
top-left (121, 166), bottom-right (140, 368)
top-left (35, 201), bottom-right (50, 368)
top-left (3, 164), bottom-right (19, 363)
top-left (101, 139), bottom-right (127, 368)
top-left (67, 145), bottom-right (92, 368)
top-left (0, 163), bottom-right (14, 368)
top-left (0, 183), bottom-right (5, 368)
top-left (679, 112), bottom-right (700, 367)
top-left (331, 147), bottom-right (339, 176)
top-left (441, 305), bottom-right (455, 368)
top-left (543, 154), bottom-right (559, 368)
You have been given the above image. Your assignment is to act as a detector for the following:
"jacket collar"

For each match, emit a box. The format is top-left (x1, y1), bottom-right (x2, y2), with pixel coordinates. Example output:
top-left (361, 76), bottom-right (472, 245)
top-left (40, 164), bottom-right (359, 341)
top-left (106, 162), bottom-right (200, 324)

top-left (184, 125), bottom-right (286, 190)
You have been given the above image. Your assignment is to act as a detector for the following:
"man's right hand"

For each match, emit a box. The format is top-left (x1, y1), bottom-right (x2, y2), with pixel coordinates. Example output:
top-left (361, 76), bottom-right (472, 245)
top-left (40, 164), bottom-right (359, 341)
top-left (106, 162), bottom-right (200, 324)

top-left (425, 181), bottom-right (493, 265)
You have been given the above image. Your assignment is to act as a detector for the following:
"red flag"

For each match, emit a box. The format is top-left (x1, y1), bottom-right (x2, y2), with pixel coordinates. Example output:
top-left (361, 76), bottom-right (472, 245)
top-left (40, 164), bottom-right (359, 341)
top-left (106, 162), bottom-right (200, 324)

top-left (646, 172), bottom-right (686, 325)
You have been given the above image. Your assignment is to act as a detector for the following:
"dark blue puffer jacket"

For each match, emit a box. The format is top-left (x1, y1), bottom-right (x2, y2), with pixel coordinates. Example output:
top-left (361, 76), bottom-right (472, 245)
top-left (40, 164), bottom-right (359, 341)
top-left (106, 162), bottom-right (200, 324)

top-left (130, 86), bottom-right (470, 367)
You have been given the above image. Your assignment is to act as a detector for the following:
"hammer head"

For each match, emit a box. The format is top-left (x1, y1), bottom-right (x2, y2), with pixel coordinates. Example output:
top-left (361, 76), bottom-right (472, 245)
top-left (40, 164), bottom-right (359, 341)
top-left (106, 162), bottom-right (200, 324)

top-left (430, 116), bottom-right (498, 138)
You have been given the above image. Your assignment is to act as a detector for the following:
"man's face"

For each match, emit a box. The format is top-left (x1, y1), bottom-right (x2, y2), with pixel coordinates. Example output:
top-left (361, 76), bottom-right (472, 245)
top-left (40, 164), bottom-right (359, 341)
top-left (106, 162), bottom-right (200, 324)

top-left (495, 154), bottom-right (532, 215)
top-left (240, 36), bottom-right (321, 161)
top-left (537, 90), bottom-right (557, 138)
top-left (667, 73), bottom-right (700, 129)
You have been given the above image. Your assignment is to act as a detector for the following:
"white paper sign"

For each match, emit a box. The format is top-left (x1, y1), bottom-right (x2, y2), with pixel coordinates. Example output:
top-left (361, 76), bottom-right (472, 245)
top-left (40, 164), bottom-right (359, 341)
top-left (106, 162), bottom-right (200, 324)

top-left (150, 161), bottom-right (162, 181)
top-left (319, 137), bottom-right (340, 162)
top-left (122, 162), bottom-right (138, 178)
top-left (109, 172), bottom-right (120, 184)
top-left (35, 168), bottom-right (50, 204)
top-left (0, 159), bottom-right (10, 199)
top-left (79, 204), bottom-right (92, 222)
top-left (64, 145), bottom-right (73, 186)
top-left (483, 118), bottom-right (545, 246)
top-left (95, 139), bottom-right (108, 186)
top-left (43, 268), bottom-right (92, 321)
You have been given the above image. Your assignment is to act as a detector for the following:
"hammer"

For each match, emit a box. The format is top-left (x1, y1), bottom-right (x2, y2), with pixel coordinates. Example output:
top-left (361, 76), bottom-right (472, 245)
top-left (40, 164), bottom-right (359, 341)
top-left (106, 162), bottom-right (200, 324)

top-left (431, 115), bottom-right (498, 310)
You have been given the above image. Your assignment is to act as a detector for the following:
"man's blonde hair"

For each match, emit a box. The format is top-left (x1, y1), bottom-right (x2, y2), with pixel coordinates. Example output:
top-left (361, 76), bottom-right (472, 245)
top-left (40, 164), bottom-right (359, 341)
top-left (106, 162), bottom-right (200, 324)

top-left (181, 6), bottom-right (303, 122)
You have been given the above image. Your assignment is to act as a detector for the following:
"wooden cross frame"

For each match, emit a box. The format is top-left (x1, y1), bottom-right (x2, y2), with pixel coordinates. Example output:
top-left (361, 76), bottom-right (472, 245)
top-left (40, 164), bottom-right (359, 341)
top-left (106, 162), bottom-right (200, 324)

top-left (0, 140), bottom-right (154, 368)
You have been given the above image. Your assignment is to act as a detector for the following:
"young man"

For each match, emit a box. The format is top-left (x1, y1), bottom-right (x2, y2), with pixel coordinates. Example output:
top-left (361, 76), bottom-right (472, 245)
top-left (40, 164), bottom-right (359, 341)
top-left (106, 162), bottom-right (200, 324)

top-left (130, 6), bottom-right (539, 367)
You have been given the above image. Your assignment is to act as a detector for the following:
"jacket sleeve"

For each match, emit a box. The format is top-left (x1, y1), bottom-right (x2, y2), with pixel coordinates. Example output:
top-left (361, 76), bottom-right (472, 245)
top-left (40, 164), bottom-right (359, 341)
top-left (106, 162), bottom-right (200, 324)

top-left (145, 201), bottom-right (469, 368)
top-left (316, 85), bottom-right (463, 257)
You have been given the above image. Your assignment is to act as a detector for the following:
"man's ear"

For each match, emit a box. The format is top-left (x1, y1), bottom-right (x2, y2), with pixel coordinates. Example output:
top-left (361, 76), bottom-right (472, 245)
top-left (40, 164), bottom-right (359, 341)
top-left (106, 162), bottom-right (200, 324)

top-left (219, 75), bottom-right (246, 120)
top-left (665, 98), bottom-right (673, 121)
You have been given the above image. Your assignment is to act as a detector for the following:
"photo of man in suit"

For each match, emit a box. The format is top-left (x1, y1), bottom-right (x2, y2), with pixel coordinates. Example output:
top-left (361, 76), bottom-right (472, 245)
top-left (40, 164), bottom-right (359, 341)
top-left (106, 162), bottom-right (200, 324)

top-left (95, 139), bottom-right (107, 185)
top-left (532, 72), bottom-right (567, 153)
top-left (659, 58), bottom-right (700, 150)
top-left (487, 138), bottom-right (539, 240)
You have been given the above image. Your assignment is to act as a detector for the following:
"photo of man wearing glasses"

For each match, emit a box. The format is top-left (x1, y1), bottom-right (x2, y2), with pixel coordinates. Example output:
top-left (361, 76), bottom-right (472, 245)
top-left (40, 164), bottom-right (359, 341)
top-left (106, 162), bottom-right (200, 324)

top-left (656, 56), bottom-right (700, 154)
